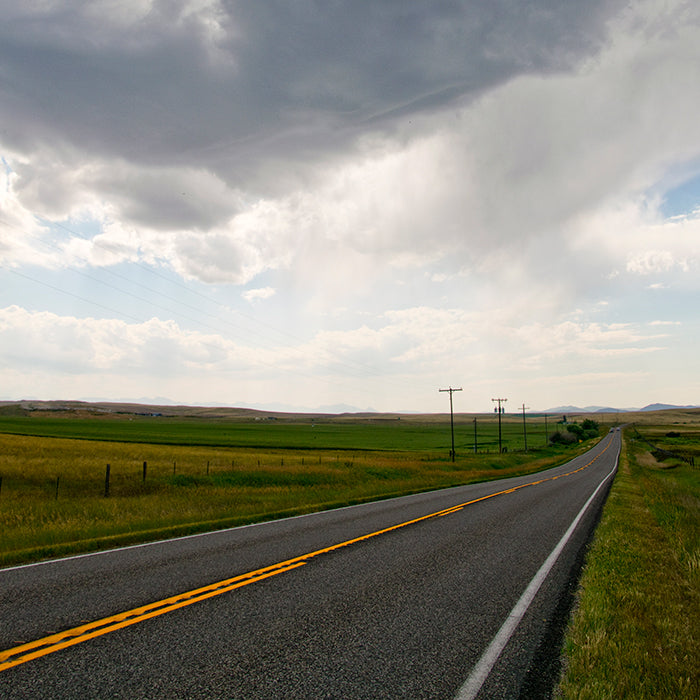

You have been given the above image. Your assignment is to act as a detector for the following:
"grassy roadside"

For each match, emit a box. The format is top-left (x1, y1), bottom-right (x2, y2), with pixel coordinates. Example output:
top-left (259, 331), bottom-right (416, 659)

top-left (0, 431), bottom-right (594, 568)
top-left (556, 427), bottom-right (700, 698)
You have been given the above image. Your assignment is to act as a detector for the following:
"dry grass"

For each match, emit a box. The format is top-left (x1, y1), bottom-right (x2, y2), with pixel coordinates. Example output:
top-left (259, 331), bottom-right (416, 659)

top-left (0, 432), bottom-right (585, 566)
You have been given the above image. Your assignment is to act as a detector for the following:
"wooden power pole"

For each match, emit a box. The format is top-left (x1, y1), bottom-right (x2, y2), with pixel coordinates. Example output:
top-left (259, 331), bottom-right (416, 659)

top-left (492, 397), bottom-right (508, 453)
top-left (520, 403), bottom-right (530, 451)
top-left (439, 387), bottom-right (462, 461)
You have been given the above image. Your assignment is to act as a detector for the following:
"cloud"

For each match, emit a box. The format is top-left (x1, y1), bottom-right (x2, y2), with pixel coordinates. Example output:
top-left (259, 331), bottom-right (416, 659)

top-left (2, 1), bottom-right (700, 410)
top-left (0, 2), bottom-right (627, 224)
top-left (243, 287), bottom-right (276, 302)
top-left (626, 250), bottom-right (676, 275)
top-left (579, 204), bottom-right (699, 289)
top-left (0, 305), bottom-right (234, 374)
top-left (4, 0), bottom-right (695, 307)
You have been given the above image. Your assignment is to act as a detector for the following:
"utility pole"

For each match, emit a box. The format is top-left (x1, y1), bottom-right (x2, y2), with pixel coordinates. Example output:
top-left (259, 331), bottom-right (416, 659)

top-left (492, 397), bottom-right (507, 453)
top-left (520, 403), bottom-right (530, 451)
top-left (439, 387), bottom-right (462, 461)
top-left (544, 413), bottom-right (549, 446)
top-left (473, 416), bottom-right (477, 454)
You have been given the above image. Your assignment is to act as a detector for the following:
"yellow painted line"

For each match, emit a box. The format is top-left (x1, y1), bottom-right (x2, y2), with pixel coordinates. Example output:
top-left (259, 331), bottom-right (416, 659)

top-left (0, 435), bottom-right (614, 672)
top-left (0, 562), bottom-right (306, 672)
top-left (438, 506), bottom-right (464, 517)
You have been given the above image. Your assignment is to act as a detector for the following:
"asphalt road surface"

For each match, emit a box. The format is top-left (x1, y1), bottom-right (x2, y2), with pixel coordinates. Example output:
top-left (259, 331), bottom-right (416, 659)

top-left (0, 431), bottom-right (620, 699)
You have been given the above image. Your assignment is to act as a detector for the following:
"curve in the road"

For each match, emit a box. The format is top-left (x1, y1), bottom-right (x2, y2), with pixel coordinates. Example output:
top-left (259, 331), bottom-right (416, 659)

top-left (0, 436), bottom-right (615, 676)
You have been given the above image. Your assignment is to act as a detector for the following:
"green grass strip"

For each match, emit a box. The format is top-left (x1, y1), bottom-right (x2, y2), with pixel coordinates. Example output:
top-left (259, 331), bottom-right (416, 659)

top-left (556, 433), bottom-right (700, 698)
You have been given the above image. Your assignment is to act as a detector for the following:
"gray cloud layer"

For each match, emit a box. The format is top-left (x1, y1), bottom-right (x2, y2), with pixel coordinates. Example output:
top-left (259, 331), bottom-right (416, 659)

top-left (2, 1), bottom-right (624, 208)
top-left (2, 1), bottom-right (699, 305)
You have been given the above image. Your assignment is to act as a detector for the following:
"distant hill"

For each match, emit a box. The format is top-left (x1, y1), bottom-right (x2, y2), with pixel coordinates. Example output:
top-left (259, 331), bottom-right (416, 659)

top-left (2, 399), bottom-right (698, 420)
top-left (640, 403), bottom-right (700, 412)
top-left (545, 403), bottom-right (698, 414)
top-left (545, 405), bottom-right (629, 414)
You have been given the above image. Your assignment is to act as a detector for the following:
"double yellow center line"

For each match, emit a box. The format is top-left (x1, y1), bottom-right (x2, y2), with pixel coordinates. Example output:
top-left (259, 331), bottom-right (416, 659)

top-left (0, 437), bottom-right (612, 672)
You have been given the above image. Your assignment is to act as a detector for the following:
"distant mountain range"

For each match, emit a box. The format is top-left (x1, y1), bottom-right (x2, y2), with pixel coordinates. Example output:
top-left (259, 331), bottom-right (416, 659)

top-left (545, 403), bottom-right (699, 414)
top-left (2, 398), bottom-right (697, 417)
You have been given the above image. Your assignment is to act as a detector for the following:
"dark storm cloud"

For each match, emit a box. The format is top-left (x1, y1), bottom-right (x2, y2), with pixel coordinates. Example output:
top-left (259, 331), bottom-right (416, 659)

top-left (1, 0), bottom-right (624, 180)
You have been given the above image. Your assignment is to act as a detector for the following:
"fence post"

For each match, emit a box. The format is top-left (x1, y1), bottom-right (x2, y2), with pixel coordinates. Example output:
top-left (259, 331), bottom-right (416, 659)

top-left (207, 460), bottom-right (210, 476)
top-left (55, 475), bottom-right (60, 500)
top-left (105, 464), bottom-right (111, 497)
top-left (0, 475), bottom-right (3, 498)
top-left (143, 461), bottom-right (147, 482)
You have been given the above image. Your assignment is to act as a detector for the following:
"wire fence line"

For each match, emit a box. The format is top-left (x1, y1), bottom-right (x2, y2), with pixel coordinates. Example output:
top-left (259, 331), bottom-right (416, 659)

top-left (631, 426), bottom-right (696, 467)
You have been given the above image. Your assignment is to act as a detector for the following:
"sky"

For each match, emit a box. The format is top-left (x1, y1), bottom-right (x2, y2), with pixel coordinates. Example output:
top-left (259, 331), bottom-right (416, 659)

top-left (1, 0), bottom-right (699, 414)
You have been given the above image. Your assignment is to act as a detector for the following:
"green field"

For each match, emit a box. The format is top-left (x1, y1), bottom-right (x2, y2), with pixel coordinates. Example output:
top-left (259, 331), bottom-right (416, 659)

top-left (0, 411), bottom-right (566, 452)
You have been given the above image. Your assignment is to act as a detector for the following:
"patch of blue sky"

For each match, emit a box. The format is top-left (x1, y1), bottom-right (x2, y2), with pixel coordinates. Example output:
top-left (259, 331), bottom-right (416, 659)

top-left (658, 169), bottom-right (700, 219)
top-left (604, 284), bottom-right (690, 327)
top-left (38, 215), bottom-right (103, 243)
top-left (1, 156), bottom-right (12, 187)
top-left (1, 264), bottom-right (145, 322)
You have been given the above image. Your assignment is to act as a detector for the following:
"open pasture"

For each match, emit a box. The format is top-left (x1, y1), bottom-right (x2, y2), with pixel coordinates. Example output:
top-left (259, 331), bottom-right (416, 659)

top-left (0, 409), bottom-right (578, 452)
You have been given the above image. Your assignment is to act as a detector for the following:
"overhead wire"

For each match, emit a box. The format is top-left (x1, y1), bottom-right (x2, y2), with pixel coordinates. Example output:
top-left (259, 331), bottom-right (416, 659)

top-left (1, 261), bottom-right (360, 394)
top-left (44, 219), bottom-right (395, 382)
top-left (1, 219), bottom-right (403, 396)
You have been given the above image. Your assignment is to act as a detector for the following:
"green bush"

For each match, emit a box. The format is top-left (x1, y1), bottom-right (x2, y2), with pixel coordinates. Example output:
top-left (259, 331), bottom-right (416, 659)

top-left (550, 430), bottom-right (577, 445)
top-left (550, 418), bottom-right (599, 445)
top-left (581, 418), bottom-right (599, 432)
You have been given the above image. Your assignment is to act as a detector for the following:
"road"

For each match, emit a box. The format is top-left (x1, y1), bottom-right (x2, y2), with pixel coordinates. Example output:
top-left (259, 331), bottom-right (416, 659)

top-left (0, 431), bottom-right (620, 699)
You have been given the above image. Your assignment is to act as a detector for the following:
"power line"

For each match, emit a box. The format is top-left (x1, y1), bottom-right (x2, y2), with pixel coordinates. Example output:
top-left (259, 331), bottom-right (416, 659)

top-left (42, 220), bottom-right (320, 349)
top-left (0, 263), bottom-right (359, 393)
top-left (3, 267), bottom-right (144, 324)
top-left (44, 219), bottom-right (394, 382)
top-left (1, 220), bottom-right (410, 401)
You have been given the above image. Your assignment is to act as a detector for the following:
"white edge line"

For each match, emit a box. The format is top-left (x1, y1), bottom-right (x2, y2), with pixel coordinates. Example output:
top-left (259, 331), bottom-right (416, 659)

top-left (0, 499), bottom-right (379, 573)
top-left (2, 485), bottom-right (462, 573)
top-left (455, 443), bottom-right (619, 700)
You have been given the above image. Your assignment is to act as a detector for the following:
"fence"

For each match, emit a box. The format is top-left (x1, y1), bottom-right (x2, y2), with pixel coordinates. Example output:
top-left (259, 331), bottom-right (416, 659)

top-left (631, 427), bottom-right (696, 467)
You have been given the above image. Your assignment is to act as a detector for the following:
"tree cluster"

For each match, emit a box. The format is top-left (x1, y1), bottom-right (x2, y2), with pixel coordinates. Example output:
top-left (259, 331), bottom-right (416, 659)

top-left (550, 418), bottom-right (599, 445)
